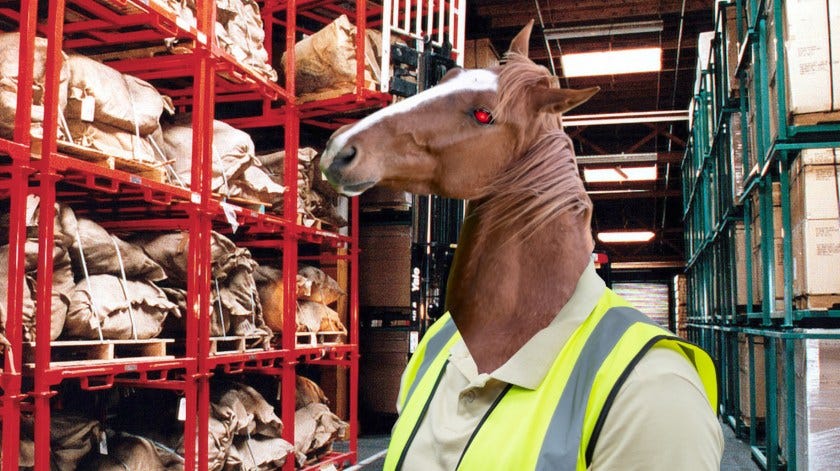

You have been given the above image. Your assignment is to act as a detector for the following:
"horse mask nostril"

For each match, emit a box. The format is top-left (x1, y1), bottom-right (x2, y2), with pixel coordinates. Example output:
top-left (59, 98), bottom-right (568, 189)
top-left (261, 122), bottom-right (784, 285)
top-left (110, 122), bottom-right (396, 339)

top-left (334, 145), bottom-right (357, 166)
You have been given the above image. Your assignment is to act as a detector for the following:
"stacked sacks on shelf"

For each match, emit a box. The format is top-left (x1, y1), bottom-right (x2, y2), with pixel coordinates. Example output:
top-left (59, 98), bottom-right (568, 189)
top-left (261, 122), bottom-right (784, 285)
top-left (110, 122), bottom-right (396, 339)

top-left (77, 432), bottom-right (184, 470)
top-left (156, 113), bottom-right (284, 203)
top-left (0, 195), bottom-right (80, 341)
top-left (132, 231), bottom-right (271, 342)
top-left (64, 54), bottom-right (174, 164)
top-left (256, 147), bottom-right (347, 227)
top-left (65, 217), bottom-right (179, 340)
top-left (12, 411), bottom-right (102, 470)
top-left (215, 0), bottom-right (277, 81)
top-left (255, 265), bottom-right (346, 338)
top-left (289, 376), bottom-right (349, 465)
top-left (280, 14), bottom-right (383, 101)
top-left (0, 32), bottom-right (70, 139)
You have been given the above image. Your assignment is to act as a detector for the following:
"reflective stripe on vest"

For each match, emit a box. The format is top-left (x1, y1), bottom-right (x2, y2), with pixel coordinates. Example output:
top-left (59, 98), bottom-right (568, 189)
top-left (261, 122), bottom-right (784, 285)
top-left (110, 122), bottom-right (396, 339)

top-left (385, 289), bottom-right (718, 471)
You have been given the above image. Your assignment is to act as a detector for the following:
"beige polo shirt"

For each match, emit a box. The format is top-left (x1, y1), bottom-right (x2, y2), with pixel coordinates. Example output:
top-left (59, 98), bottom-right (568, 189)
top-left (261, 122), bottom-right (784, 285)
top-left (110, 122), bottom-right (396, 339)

top-left (400, 262), bottom-right (724, 470)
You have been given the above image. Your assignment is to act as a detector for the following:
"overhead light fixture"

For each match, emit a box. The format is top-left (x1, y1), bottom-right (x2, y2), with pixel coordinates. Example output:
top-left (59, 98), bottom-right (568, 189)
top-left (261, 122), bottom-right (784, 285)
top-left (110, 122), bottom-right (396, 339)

top-left (577, 153), bottom-right (658, 165)
top-left (561, 47), bottom-right (662, 78)
top-left (584, 165), bottom-right (657, 183)
top-left (597, 231), bottom-right (656, 243)
top-left (564, 110), bottom-right (689, 127)
top-left (545, 20), bottom-right (664, 40)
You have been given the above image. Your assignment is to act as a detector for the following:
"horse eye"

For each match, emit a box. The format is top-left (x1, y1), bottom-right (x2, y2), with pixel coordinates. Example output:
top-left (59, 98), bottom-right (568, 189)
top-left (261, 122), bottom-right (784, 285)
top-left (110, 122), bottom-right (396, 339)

top-left (473, 108), bottom-right (494, 125)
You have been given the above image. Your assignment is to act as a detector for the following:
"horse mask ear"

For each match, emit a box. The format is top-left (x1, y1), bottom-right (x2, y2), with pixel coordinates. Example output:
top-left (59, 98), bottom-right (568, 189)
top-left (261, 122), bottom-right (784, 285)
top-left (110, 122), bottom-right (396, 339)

top-left (530, 86), bottom-right (601, 115)
top-left (508, 20), bottom-right (535, 56)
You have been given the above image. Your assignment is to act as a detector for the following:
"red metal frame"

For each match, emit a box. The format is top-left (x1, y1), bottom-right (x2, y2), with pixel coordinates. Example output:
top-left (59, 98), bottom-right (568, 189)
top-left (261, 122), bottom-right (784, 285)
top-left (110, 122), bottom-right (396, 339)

top-left (1, 0), bottom-right (374, 467)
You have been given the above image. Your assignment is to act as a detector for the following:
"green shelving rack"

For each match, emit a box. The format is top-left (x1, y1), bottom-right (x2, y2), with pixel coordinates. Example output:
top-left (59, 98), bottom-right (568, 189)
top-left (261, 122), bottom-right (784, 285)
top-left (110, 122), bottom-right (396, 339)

top-left (684, 1), bottom-right (840, 469)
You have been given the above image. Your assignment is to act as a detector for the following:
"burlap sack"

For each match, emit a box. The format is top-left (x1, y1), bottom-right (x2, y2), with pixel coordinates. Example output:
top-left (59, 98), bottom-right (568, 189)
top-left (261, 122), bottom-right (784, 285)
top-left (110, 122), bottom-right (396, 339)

top-left (220, 0), bottom-right (277, 82)
top-left (298, 266), bottom-right (344, 305)
top-left (254, 265), bottom-right (309, 332)
top-left (224, 436), bottom-right (292, 471)
top-left (70, 218), bottom-right (167, 282)
top-left (0, 32), bottom-right (69, 139)
top-left (295, 375), bottom-right (330, 410)
top-left (296, 301), bottom-right (346, 333)
top-left (293, 402), bottom-right (348, 465)
top-left (18, 412), bottom-right (101, 471)
top-left (66, 118), bottom-right (157, 163)
top-left (0, 245), bottom-right (35, 344)
top-left (76, 433), bottom-right (185, 471)
top-left (157, 115), bottom-right (282, 202)
top-left (65, 274), bottom-right (179, 339)
top-left (281, 15), bottom-right (357, 96)
top-left (65, 54), bottom-right (172, 136)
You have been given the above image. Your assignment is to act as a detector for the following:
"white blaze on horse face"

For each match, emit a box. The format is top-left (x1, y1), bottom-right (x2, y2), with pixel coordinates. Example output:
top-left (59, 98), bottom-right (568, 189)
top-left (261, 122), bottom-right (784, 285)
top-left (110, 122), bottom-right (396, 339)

top-left (326, 69), bottom-right (499, 156)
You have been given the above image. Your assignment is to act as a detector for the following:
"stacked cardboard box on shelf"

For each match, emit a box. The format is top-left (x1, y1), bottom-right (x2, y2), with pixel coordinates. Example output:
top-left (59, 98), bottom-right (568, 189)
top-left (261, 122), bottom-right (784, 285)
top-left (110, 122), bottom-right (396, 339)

top-left (674, 274), bottom-right (688, 338)
top-left (722, 4), bottom-right (740, 99)
top-left (776, 335), bottom-right (840, 470)
top-left (765, 0), bottom-right (840, 139)
top-left (791, 148), bottom-right (840, 309)
top-left (738, 333), bottom-right (766, 427)
top-left (734, 221), bottom-right (749, 308)
top-left (359, 224), bottom-right (411, 308)
top-left (729, 111), bottom-right (746, 205)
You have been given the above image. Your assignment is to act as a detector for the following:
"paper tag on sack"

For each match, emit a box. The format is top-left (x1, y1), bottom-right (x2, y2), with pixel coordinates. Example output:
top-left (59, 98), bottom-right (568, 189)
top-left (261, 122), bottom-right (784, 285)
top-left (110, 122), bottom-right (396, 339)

top-left (24, 195), bottom-right (39, 226)
top-left (409, 331), bottom-right (419, 354)
top-left (99, 431), bottom-right (108, 455)
top-left (221, 200), bottom-right (240, 233)
top-left (177, 397), bottom-right (187, 421)
top-left (80, 96), bottom-right (96, 122)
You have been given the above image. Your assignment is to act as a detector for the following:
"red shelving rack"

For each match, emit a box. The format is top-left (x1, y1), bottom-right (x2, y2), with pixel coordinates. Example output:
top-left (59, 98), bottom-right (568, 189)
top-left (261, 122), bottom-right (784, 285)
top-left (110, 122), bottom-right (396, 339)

top-left (0, 0), bottom-right (465, 468)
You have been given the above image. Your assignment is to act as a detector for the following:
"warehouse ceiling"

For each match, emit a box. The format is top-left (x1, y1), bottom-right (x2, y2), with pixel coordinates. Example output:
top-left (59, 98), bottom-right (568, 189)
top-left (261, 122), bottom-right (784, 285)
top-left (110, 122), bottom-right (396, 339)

top-left (467, 0), bottom-right (714, 273)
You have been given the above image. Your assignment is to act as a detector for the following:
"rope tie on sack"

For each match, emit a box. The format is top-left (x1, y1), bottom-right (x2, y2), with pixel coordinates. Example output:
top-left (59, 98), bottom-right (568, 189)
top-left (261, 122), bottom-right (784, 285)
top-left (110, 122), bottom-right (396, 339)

top-left (213, 144), bottom-right (233, 196)
top-left (121, 74), bottom-right (142, 161)
top-left (214, 277), bottom-right (226, 336)
top-left (245, 428), bottom-right (258, 467)
top-left (75, 228), bottom-right (105, 341)
top-left (147, 135), bottom-right (186, 188)
top-left (111, 236), bottom-right (137, 340)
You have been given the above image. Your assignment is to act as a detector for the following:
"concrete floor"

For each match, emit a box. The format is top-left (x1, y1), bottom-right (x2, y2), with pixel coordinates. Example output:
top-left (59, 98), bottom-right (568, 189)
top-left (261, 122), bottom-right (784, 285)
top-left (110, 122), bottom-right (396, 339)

top-left (353, 419), bottom-right (761, 470)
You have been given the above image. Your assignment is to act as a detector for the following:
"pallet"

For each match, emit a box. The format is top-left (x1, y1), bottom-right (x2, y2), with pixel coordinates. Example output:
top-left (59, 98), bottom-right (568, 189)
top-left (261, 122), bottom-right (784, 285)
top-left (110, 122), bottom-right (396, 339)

top-left (31, 138), bottom-right (166, 183)
top-left (298, 79), bottom-right (377, 104)
top-left (794, 294), bottom-right (840, 311)
top-left (296, 331), bottom-right (346, 347)
top-left (216, 194), bottom-right (272, 211)
top-left (792, 110), bottom-right (840, 127)
top-left (298, 213), bottom-right (324, 230)
top-left (209, 335), bottom-right (269, 355)
top-left (360, 203), bottom-right (411, 213)
top-left (87, 39), bottom-right (197, 62)
top-left (23, 339), bottom-right (174, 364)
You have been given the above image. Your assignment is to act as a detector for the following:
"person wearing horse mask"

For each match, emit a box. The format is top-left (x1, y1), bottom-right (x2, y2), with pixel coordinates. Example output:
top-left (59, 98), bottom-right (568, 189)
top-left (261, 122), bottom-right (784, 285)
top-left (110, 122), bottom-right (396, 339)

top-left (321, 21), bottom-right (723, 471)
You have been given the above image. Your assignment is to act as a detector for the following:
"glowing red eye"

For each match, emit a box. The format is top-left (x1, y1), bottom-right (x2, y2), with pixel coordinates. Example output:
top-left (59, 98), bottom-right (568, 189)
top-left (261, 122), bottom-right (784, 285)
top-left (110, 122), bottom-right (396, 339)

top-left (473, 108), bottom-right (493, 124)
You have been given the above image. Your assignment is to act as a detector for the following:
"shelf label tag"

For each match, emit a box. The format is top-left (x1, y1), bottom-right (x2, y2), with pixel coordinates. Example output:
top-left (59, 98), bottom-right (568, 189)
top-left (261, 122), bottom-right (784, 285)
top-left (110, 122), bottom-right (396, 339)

top-left (191, 192), bottom-right (201, 204)
top-left (409, 331), bottom-right (419, 354)
top-left (99, 431), bottom-right (108, 455)
top-left (220, 200), bottom-right (240, 233)
top-left (80, 96), bottom-right (96, 122)
top-left (197, 32), bottom-right (208, 45)
top-left (177, 397), bottom-right (187, 421)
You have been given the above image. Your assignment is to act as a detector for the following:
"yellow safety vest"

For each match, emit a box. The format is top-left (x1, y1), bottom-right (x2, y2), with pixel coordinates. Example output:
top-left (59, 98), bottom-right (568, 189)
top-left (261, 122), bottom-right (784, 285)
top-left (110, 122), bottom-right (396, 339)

top-left (384, 289), bottom-right (717, 470)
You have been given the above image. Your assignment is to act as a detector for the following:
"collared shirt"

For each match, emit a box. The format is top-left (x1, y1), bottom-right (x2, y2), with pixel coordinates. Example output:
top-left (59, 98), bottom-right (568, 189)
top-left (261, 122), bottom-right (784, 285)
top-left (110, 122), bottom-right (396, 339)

top-left (400, 262), bottom-right (723, 470)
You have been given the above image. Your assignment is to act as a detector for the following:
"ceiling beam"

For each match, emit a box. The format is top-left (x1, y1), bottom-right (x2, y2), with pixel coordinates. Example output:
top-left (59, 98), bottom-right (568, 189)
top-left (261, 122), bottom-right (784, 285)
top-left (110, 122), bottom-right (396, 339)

top-left (610, 260), bottom-right (686, 270)
top-left (479, 0), bottom-right (711, 28)
top-left (588, 189), bottom-right (681, 200)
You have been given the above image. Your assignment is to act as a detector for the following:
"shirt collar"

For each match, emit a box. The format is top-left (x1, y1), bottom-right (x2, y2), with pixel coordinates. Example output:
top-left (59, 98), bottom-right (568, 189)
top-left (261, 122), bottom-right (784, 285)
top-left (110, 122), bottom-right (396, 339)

top-left (449, 261), bottom-right (607, 390)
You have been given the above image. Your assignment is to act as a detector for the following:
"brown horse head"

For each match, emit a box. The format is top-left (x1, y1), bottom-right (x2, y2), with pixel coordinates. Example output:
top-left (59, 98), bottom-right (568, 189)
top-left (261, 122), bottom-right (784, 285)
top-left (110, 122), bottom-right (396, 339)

top-left (320, 21), bottom-right (599, 202)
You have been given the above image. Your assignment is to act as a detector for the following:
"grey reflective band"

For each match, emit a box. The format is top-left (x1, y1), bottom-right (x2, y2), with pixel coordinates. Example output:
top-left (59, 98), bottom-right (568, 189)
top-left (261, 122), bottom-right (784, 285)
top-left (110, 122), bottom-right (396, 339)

top-left (404, 317), bottom-right (458, 406)
top-left (535, 306), bottom-right (657, 471)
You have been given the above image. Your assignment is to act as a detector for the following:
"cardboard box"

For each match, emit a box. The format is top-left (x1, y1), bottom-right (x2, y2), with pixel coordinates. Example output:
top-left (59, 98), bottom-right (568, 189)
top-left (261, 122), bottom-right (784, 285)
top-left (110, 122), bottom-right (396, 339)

top-left (791, 162), bottom-right (840, 222)
top-left (738, 334), bottom-right (766, 425)
top-left (359, 224), bottom-right (412, 307)
top-left (777, 336), bottom-right (840, 471)
top-left (793, 218), bottom-right (840, 296)
top-left (724, 5), bottom-right (740, 97)
top-left (765, 0), bottom-right (840, 127)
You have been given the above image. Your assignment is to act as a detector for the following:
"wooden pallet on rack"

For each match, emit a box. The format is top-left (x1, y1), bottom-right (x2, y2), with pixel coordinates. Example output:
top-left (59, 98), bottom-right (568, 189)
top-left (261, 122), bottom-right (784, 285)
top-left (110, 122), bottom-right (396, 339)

top-left (23, 338), bottom-right (174, 365)
top-left (792, 110), bottom-right (840, 127)
top-left (794, 294), bottom-right (840, 311)
top-left (298, 212), bottom-right (324, 230)
top-left (298, 79), bottom-right (377, 104)
top-left (31, 138), bottom-right (167, 182)
top-left (296, 331), bottom-right (346, 347)
top-left (209, 335), bottom-right (270, 355)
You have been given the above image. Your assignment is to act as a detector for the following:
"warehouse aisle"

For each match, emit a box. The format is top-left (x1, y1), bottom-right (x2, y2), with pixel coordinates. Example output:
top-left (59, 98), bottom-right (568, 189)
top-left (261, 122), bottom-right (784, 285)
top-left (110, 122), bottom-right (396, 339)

top-left (356, 419), bottom-right (760, 470)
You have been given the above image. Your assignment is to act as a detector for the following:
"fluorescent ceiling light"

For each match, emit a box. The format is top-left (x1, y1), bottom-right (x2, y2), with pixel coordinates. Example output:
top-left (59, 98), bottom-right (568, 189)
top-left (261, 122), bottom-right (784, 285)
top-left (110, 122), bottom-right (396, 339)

top-left (577, 153), bottom-right (658, 165)
top-left (584, 165), bottom-right (657, 183)
top-left (561, 47), bottom-right (662, 77)
top-left (597, 231), bottom-right (656, 243)
top-left (545, 20), bottom-right (664, 40)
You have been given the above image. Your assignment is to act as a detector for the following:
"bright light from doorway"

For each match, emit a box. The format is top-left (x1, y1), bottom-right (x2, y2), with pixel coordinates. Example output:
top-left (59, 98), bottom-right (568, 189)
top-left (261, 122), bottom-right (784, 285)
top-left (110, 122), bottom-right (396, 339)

top-left (597, 231), bottom-right (656, 243)
top-left (561, 47), bottom-right (662, 77)
top-left (583, 165), bottom-right (657, 183)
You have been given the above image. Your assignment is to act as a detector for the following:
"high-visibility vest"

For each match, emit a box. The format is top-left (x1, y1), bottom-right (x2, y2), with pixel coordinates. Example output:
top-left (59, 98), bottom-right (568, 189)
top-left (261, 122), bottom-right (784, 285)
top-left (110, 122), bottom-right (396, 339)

top-left (384, 289), bottom-right (718, 470)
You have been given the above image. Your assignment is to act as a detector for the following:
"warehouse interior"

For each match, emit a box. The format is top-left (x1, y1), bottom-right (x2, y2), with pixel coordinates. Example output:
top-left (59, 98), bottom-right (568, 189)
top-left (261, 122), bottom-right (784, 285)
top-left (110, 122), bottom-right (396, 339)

top-left (0, 0), bottom-right (838, 469)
